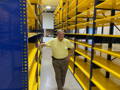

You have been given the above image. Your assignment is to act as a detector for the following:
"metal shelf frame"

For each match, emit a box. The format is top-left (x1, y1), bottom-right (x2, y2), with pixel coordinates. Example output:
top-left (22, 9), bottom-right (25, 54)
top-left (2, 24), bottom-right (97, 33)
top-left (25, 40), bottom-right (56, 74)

top-left (54, 0), bottom-right (120, 90)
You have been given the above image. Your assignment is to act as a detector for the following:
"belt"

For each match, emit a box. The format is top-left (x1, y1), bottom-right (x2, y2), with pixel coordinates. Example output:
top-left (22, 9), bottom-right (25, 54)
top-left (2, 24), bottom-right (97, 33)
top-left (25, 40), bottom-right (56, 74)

top-left (52, 56), bottom-right (67, 60)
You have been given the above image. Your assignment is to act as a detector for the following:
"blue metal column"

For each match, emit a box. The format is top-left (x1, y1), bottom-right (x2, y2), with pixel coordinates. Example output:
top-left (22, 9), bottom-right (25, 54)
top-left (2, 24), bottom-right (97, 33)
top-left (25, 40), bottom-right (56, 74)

top-left (0, 0), bottom-right (28, 89)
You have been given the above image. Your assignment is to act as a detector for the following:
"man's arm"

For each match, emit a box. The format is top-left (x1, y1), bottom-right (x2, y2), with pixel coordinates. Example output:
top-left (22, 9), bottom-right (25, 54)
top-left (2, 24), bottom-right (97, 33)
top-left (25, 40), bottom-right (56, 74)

top-left (40, 43), bottom-right (46, 47)
top-left (37, 39), bottom-right (53, 48)
top-left (66, 48), bottom-right (74, 61)
top-left (36, 43), bottom-right (47, 48)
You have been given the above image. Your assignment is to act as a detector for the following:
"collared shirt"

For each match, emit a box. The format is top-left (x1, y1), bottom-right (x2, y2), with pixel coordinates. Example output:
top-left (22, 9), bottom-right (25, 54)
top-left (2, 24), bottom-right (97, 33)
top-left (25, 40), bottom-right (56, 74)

top-left (45, 38), bottom-right (74, 59)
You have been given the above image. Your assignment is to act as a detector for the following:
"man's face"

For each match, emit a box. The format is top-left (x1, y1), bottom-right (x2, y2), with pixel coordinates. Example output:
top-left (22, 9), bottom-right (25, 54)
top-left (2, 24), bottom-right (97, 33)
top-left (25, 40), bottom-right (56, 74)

top-left (57, 32), bottom-right (64, 41)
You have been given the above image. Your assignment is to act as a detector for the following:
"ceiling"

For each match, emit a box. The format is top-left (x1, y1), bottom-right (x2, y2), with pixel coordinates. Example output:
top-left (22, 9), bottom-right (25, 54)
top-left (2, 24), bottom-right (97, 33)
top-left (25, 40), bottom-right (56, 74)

top-left (41, 0), bottom-right (59, 12)
top-left (42, 0), bottom-right (59, 6)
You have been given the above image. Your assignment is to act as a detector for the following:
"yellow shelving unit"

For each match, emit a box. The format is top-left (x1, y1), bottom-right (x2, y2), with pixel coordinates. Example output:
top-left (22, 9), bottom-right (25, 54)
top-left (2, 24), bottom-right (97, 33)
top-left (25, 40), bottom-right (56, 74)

top-left (74, 68), bottom-right (89, 90)
top-left (27, 0), bottom-right (42, 90)
top-left (28, 44), bottom-right (38, 71)
top-left (29, 60), bottom-right (37, 90)
top-left (75, 57), bottom-right (90, 78)
top-left (28, 43), bottom-right (41, 90)
top-left (92, 69), bottom-right (120, 90)
top-left (69, 61), bottom-right (74, 73)
top-left (54, 0), bottom-right (120, 89)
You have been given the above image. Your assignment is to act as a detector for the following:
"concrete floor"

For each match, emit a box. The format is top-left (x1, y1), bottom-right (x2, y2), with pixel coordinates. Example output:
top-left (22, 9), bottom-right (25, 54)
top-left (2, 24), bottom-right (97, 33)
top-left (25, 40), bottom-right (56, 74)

top-left (40, 47), bottom-right (82, 90)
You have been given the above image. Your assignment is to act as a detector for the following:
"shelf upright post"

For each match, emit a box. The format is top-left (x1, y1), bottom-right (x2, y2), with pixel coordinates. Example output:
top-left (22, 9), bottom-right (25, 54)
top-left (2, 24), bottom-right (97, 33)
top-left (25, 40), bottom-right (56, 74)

top-left (66, 0), bottom-right (69, 31)
top-left (53, 11), bottom-right (55, 35)
top-left (84, 18), bottom-right (90, 62)
top-left (89, 0), bottom-right (98, 89)
top-left (35, 3), bottom-right (38, 30)
top-left (62, 2), bottom-right (64, 30)
top-left (73, 0), bottom-right (78, 74)
top-left (99, 26), bottom-right (104, 56)
top-left (106, 9), bottom-right (115, 78)
top-left (67, 0), bottom-right (71, 33)
top-left (59, 9), bottom-right (60, 29)
top-left (39, 4), bottom-right (42, 29)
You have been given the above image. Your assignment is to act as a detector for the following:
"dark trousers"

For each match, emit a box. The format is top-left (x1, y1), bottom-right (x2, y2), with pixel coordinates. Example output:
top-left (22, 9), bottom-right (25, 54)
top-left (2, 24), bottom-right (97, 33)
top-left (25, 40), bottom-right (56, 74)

top-left (52, 57), bottom-right (68, 90)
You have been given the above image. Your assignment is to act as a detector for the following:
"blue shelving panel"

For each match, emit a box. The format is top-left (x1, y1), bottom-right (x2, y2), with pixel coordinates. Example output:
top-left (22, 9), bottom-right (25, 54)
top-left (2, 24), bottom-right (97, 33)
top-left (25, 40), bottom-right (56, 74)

top-left (0, 0), bottom-right (28, 89)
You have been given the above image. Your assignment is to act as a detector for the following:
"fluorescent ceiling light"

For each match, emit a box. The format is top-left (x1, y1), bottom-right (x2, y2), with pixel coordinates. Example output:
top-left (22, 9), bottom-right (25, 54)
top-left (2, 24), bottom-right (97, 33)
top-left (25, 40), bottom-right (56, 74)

top-left (46, 6), bottom-right (51, 10)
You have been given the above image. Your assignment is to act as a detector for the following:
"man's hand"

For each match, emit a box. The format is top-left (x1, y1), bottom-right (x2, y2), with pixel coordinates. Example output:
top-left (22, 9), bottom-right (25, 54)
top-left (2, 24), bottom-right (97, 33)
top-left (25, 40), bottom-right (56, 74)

top-left (36, 43), bottom-right (46, 48)
top-left (66, 55), bottom-right (70, 61)
top-left (67, 48), bottom-right (74, 61)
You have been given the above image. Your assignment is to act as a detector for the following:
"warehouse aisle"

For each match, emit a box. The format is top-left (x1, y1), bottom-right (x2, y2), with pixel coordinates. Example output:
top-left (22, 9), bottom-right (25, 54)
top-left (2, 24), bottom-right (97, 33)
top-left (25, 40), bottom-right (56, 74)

top-left (40, 47), bottom-right (82, 90)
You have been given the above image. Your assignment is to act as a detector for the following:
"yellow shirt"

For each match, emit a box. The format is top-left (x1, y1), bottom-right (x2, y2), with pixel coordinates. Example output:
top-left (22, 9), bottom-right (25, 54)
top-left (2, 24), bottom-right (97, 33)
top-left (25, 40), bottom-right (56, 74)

top-left (46, 38), bottom-right (74, 59)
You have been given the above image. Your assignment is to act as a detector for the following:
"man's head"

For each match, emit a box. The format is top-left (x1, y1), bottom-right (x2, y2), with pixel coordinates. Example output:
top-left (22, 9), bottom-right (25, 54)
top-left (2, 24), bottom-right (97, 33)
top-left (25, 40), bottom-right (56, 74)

top-left (57, 30), bottom-right (64, 41)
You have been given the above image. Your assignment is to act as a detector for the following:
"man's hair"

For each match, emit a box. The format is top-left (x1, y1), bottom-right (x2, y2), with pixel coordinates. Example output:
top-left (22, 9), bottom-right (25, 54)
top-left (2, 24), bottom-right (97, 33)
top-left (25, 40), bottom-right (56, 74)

top-left (57, 30), bottom-right (64, 34)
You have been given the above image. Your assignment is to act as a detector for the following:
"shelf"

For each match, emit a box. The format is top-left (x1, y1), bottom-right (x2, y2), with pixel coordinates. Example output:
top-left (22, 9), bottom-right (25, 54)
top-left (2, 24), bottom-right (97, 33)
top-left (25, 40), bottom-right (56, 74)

top-left (38, 50), bottom-right (41, 57)
top-left (68, 7), bottom-right (76, 17)
top-left (70, 56), bottom-right (74, 62)
top-left (68, 17), bottom-right (86, 23)
top-left (67, 33), bottom-right (120, 38)
top-left (27, 0), bottom-right (37, 19)
top-left (30, 0), bottom-right (38, 4)
top-left (75, 56), bottom-right (90, 78)
top-left (74, 69), bottom-right (99, 90)
top-left (77, 8), bottom-right (105, 19)
top-left (70, 40), bottom-right (120, 79)
top-left (95, 13), bottom-right (120, 26)
top-left (38, 76), bottom-right (40, 90)
top-left (38, 63), bottom-right (41, 75)
top-left (68, 25), bottom-right (75, 30)
top-left (66, 33), bottom-right (91, 36)
top-left (93, 55), bottom-right (120, 79)
top-left (74, 68), bottom-right (89, 90)
top-left (96, 0), bottom-right (120, 10)
top-left (64, 0), bottom-right (94, 17)
top-left (28, 43), bottom-right (38, 71)
top-left (75, 41), bottom-right (92, 48)
top-left (77, 20), bottom-right (93, 28)
top-left (71, 40), bottom-right (120, 59)
top-left (69, 65), bottom-right (74, 73)
top-left (59, 0), bottom-right (65, 8)
top-left (29, 61), bottom-right (37, 90)
top-left (92, 69), bottom-right (120, 90)
top-left (67, 34), bottom-right (120, 43)
top-left (32, 82), bottom-right (38, 90)
top-left (67, 12), bottom-right (120, 28)
top-left (54, 0), bottom-right (120, 28)
top-left (94, 34), bottom-right (120, 38)
top-left (77, 0), bottom-right (94, 12)
top-left (54, 5), bottom-right (60, 15)
top-left (68, 39), bottom-right (75, 43)
top-left (27, 0), bottom-right (42, 30)
top-left (27, 0), bottom-right (42, 29)
top-left (69, 0), bottom-right (76, 11)
top-left (38, 75), bottom-right (40, 83)
top-left (69, 57), bottom-right (74, 74)
top-left (28, 33), bottom-right (38, 38)
top-left (94, 47), bottom-right (120, 59)
top-left (75, 48), bottom-right (91, 60)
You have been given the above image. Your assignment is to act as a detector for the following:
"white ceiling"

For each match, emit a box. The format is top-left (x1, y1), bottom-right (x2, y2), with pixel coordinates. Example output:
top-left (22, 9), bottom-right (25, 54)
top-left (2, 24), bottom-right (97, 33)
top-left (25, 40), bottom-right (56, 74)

top-left (41, 0), bottom-right (59, 11)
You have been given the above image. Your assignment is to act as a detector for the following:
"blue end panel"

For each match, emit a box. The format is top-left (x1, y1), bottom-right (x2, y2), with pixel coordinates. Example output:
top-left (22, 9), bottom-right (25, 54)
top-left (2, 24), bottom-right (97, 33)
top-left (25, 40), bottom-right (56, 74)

top-left (0, 0), bottom-right (28, 89)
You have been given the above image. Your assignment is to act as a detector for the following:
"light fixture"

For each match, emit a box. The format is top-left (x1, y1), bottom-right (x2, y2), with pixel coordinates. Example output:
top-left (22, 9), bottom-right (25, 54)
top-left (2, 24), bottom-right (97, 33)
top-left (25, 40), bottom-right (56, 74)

top-left (46, 6), bottom-right (51, 10)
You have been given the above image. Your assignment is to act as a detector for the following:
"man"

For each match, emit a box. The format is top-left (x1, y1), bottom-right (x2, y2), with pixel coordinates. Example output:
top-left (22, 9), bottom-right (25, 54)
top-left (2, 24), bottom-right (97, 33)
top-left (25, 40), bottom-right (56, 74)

top-left (39, 30), bottom-right (74, 90)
